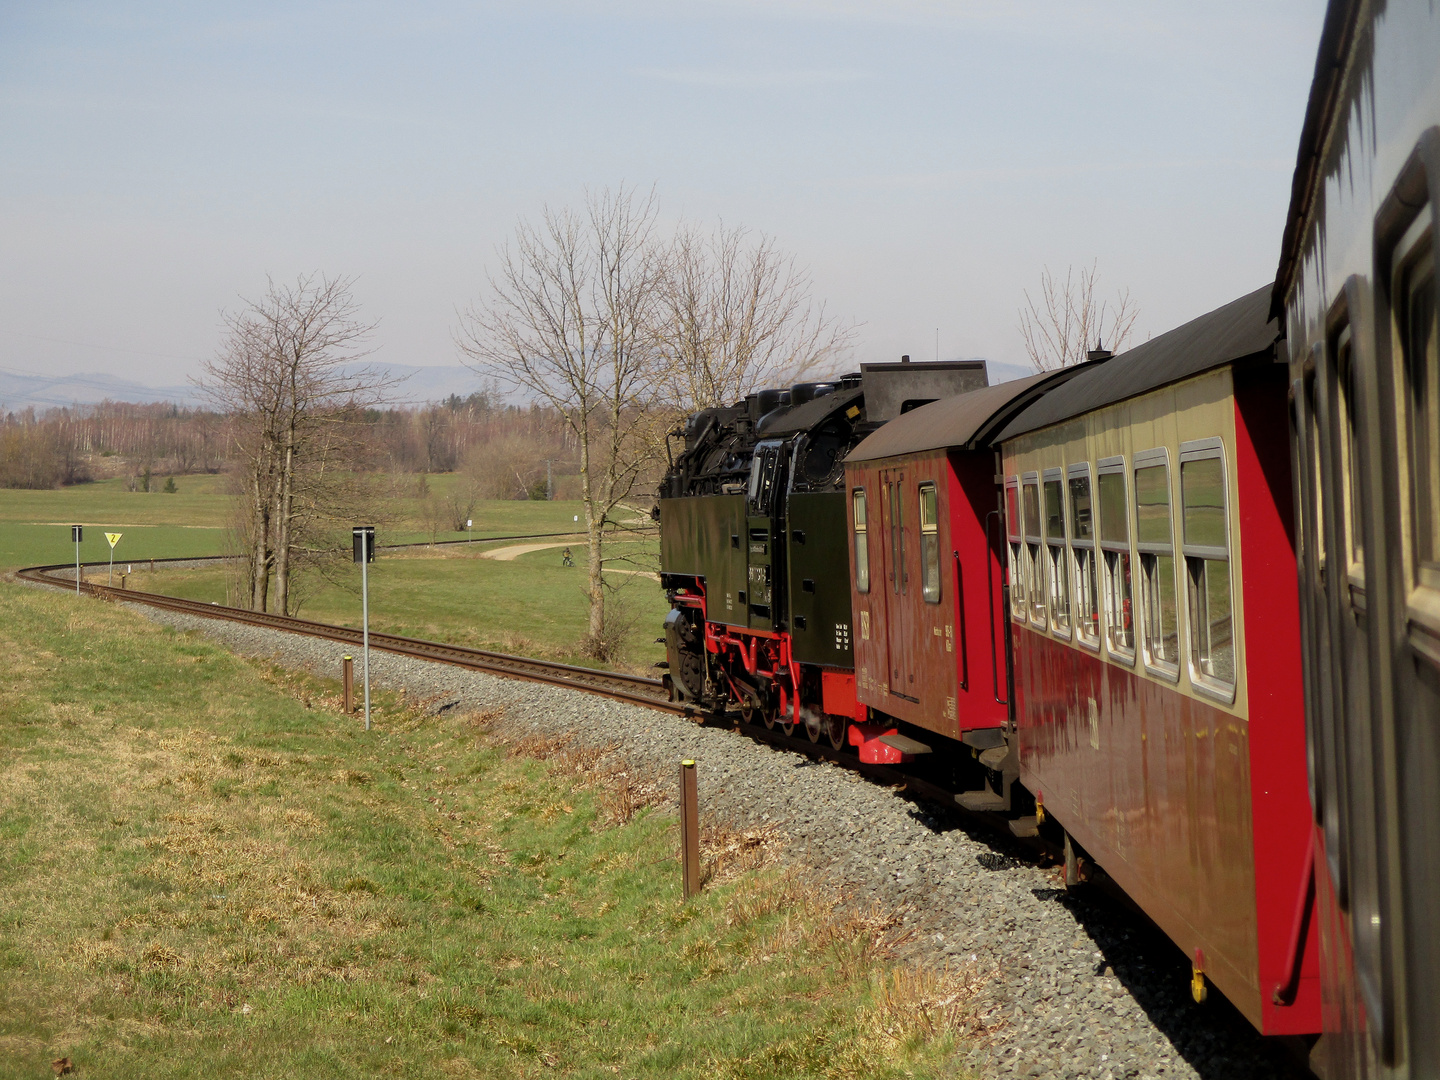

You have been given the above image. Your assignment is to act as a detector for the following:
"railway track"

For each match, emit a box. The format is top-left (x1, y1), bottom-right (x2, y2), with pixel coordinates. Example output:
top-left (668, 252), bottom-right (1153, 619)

top-left (18, 556), bottom-right (1021, 838)
top-left (16, 560), bottom-right (686, 716)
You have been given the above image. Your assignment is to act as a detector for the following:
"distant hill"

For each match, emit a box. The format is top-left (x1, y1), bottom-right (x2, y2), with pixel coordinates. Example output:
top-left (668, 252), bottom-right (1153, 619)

top-left (0, 359), bottom-right (1035, 413)
top-left (0, 369), bottom-right (201, 412)
top-left (0, 363), bottom-right (486, 413)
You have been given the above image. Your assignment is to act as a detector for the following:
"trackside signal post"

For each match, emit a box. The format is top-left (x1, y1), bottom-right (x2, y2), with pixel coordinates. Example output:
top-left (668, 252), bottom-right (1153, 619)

top-left (70, 526), bottom-right (82, 594)
top-left (106, 532), bottom-right (122, 586)
top-left (353, 526), bottom-right (376, 730)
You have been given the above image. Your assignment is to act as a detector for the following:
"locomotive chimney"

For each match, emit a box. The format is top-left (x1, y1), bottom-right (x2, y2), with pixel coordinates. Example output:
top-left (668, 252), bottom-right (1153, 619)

top-left (900, 354), bottom-right (911, 363)
top-left (1086, 340), bottom-right (1113, 362)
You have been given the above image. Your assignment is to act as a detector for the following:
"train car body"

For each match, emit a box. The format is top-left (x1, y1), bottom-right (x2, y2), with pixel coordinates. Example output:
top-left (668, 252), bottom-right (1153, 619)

top-left (658, 361), bottom-right (988, 743)
top-left (842, 375), bottom-right (1075, 763)
top-left (995, 288), bottom-right (1322, 1037)
top-left (1274, 0), bottom-right (1440, 1073)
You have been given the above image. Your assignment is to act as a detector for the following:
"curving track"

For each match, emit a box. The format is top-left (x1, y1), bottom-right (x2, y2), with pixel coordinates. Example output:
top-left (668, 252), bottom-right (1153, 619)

top-left (18, 553), bottom-right (977, 815)
top-left (16, 559), bottom-right (685, 716)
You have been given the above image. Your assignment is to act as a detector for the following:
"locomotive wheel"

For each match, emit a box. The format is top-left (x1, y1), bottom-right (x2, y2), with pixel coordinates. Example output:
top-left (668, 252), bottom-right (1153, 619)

top-left (824, 714), bottom-right (848, 750)
top-left (761, 705), bottom-right (778, 730)
top-left (803, 709), bottom-right (823, 743)
top-left (778, 709), bottom-right (798, 737)
top-left (739, 699), bottom-right (757, 725)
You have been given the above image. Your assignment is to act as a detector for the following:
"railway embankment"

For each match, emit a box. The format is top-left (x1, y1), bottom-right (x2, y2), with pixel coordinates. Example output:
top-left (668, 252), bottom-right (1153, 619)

top-left (134, 598), bottom-right (1313, 1080)
top-left (0, 583), bottom-right (966, 1078)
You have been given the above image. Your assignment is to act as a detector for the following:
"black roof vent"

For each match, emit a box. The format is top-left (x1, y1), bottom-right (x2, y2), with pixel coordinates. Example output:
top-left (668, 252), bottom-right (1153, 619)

top-left (1086, 341), bottom-right (1114, 362)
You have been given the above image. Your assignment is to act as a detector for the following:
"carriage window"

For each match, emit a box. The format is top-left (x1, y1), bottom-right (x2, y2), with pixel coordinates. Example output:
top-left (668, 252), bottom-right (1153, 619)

top-left (1044, 472), bottom-right (1070, 636)
top-left (853, 488), bottom-right (869, 593)
top-left (1135, 452), bottom-right (1179, 677)
top-left (1181, 443), bottom-right (1235, 698)
top-left (1069, 465), bottom-right (1099, 647)
top-left (919, 483), bottom-right (941, 603)
top-left (1097, 460), bottom-right (1134, 661)
top-left (1401, 245), bottom-right (1439, 591)
top-left (1335, 327), bottom-right (1365, 583)
top-left (1006, 479), bottom-right (1025, 619)
top-left (1023, 477), bottom-right (1045, 625)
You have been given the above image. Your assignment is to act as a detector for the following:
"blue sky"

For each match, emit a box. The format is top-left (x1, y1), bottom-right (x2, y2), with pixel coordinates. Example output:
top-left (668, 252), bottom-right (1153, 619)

top-left (0, 1), bottom-right (1328, 390)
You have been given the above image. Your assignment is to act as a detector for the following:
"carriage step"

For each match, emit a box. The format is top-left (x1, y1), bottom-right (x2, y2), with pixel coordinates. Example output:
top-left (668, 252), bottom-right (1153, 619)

top-left (961, 728), bottom-right (1006, 751)
top-left (878, 734), bottom-right (932, 755)
top-left (1008, 816), bottom-right (1040, 838)
top-left (956, 789), bottom-right (1006, 812)
top-left (978, 745), bottom-right (1010, 771)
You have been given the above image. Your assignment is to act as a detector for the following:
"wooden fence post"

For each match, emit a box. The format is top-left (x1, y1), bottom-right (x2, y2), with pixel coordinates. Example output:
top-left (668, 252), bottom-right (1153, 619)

top-left (680, 759), bottom-right (700, 899)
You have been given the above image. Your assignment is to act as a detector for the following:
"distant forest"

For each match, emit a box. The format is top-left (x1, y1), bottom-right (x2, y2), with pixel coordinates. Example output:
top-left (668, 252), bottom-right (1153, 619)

top-left (0, 392), bottom-right (578, 498)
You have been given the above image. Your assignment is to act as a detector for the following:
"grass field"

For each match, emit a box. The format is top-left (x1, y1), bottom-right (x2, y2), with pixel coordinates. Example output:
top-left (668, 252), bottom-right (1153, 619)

top-left (0, 475), bottom-right (610, 573)
top-left (0, 585), bottom-right (976, 1078)
top-left (0, 475), bottom-right (664, 667)
top-left (131, 540), bottom-right (669, 671)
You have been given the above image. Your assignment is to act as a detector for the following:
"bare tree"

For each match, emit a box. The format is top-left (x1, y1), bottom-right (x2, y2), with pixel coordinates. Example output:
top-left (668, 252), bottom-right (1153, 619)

top-left (202, 273), bottom-right (394, 614)
top-left (1018, 261), bottom-right (1139, 371)
top-left (456, 186), bottom-right (667, 655)
top-left (654, 222), bottom-right (853, 409)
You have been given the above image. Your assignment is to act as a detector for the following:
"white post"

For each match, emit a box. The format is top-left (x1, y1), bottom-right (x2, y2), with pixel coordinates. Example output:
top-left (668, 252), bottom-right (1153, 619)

top-left (361, 549), bottom-right (371, 731)
top-left (75, 536), bottom-right (80, 594)
top-left (109, 546), bottom-right (115, 587)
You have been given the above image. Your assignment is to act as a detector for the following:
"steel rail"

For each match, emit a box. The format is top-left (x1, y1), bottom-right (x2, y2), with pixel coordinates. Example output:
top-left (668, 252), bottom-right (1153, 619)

top-left (16, 561), bottom-right (688, 716)
top-left (18, 556), bottom-right (1065, 864)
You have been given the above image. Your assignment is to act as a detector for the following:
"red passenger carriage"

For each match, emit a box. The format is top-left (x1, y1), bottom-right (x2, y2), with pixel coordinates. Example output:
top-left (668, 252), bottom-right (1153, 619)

top-left (994, 288), bottom-right (1320, 1036)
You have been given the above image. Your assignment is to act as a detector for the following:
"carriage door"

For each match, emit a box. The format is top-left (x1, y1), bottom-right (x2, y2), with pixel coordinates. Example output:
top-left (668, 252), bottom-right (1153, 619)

top-left (879, 467), bottom-right (918, 701)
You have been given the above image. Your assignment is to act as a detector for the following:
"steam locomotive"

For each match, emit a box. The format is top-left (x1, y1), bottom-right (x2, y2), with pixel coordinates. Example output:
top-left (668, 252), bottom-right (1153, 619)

top-left (656, 0), bottom-right (1440, 1072)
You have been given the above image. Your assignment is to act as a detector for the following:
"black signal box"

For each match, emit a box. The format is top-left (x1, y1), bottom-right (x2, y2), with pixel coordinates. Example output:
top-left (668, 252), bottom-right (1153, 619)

top-left (71, 525), bottom-right (82, 543)
top-left (352, 526), bottom-right (376, 564)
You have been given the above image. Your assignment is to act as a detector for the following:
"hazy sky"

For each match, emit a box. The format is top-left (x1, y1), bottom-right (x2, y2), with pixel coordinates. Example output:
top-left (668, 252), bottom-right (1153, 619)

top-left (0, 1), bottom-right (1327, 391)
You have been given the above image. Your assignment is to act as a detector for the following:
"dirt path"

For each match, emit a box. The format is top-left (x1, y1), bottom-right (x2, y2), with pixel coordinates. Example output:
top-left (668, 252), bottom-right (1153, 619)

top-left (478, 541), bottom-right (576, 562)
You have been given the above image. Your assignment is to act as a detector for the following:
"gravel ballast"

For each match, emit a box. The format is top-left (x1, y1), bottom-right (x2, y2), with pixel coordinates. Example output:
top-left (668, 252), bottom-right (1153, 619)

top-left (127, 602), bottom-right (1309, 1080)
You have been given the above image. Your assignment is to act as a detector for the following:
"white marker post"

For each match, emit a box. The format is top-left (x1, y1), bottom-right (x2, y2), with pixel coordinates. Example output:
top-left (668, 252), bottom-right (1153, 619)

top-left (71, 525), bottom-right (82, 594)
top-left (352, 526), bottom-right (376, 730)
top-left (105, 532), bottom-right (122, 586)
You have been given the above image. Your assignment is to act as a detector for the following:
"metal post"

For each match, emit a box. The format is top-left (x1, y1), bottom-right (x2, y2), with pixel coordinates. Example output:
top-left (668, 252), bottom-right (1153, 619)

top-left (342, 655), bottom-right (354, 714)
top-left (361, 551), bottom-right (371, 731)
top-left (352, 525), bottom-right (376, 731)
top-left (679, 759), bottom-right (700, 899)
top-left (71, 525), bottom-right (82, 594)
top-left (109, 546), bottom-right (114, 586)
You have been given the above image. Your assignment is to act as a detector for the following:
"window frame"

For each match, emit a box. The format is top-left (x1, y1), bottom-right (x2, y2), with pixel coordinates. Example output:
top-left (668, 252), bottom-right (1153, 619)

top-left (1333, 323), bottom-right (1367, 604)
top-left (1022, 471), bottom-right (1046, 628)
top-left (1005, 476), bottom-right (1026, 621)
top-left (1392, 205), bottom-right (1440, 654)
top-left (918, 481), bottom-right (941, 604)
top-left (1068, 461), bottom-right (1101, 650)
top-left (1043, 467), bottom-right (1072, 639)
top-left (852, 487), bottom-right (870, 594)
top-left (1133, 446), bottom-right (1181, 682)
top-left (1179, 437), bottom-right (1238, 704)
top-left (1097, 455), bottom-right (1136, 665)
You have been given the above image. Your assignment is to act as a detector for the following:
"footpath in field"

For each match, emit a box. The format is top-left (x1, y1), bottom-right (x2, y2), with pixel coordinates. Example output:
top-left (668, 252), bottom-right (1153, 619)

top-left (0, 583), bottom-right (972, 1079)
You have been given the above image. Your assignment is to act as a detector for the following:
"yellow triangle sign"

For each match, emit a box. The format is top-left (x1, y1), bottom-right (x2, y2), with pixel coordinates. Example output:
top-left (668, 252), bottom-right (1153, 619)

top-left (105, 532), bottom-right (122, 548)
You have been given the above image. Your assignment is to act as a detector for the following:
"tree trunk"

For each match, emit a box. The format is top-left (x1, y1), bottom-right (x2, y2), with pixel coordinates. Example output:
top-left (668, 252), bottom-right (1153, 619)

top-left (249, 464), bottom-right (271, 612)
top-left (579, 426), bottom-right (606, 645)
top-left (273, 429), bottom-right (296, 616)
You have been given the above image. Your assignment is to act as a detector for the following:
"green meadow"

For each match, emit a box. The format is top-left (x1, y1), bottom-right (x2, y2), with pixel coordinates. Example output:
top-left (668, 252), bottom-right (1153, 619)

top-left (0, 585), bottom-right (976, 1078)
top-left (134, 541), bottom-right (669, 671)
top-left (0, 475), bottom-right (665, 667)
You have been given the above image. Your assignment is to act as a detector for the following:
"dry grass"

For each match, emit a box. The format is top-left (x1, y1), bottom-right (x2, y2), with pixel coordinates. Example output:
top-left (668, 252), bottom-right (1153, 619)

top-left (0, 583), bottom-right (986, 1079)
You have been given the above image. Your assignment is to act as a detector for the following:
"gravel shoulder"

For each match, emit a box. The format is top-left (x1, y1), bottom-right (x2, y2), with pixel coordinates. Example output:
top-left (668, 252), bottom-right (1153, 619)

top-left (122, 599), bottom-right (1311, 1080)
